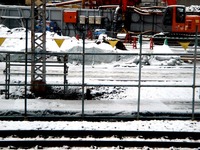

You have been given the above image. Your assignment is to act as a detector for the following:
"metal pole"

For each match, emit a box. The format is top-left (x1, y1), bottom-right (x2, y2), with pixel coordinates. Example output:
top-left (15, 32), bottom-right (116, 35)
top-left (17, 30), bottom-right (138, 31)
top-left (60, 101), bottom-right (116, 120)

top-left (192, 25), bottom-right (198, 120)
top-left (30, 0), bottom-right (35, 84)
top-left (5, 54), bottom-right (10, 99)
top-left (31, 0), bottom-right (47, 90)
top-left (137, 34), bottom-right (142, 119)
top-left (24, 18), bottom-right (28, 118)
top-left (64, 55), bottom-right (68, 98)
top-left (82, 26), bottom-right (85, 118)
top-left (5, 56), bottom-right (7, 99)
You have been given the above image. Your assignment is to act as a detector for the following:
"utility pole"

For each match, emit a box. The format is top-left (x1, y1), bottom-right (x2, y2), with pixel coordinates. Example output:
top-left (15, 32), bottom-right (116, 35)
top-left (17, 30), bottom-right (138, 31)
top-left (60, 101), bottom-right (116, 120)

top-left (31, 0), bottom-right (47, 94)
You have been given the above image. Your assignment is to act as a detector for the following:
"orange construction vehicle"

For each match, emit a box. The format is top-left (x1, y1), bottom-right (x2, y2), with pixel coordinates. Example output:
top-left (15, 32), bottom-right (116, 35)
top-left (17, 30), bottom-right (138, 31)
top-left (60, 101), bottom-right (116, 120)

top-left (153, 5), bottom-right (200, 45)
top-left (162, 5), bottom-right (200, 33)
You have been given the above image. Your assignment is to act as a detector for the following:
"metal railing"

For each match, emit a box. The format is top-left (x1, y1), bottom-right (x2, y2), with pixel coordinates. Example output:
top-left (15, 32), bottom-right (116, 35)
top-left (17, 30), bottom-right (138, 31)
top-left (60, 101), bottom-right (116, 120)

top-left (0, 35), bottom-right (200, 120)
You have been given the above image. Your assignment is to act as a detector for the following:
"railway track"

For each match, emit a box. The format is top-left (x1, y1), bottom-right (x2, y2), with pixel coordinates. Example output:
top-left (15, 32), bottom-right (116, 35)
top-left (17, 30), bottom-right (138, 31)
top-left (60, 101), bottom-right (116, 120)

top-left (0, 130), bottom-right (199, 149)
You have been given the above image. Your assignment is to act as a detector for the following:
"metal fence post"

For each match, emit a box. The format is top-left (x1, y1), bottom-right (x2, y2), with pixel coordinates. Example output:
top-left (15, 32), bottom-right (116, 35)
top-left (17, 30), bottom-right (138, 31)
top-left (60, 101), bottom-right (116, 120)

top-left (5, 54), bottom-right (10, 99)
top-left (82, 27), bottom-right (86, 119)
top-left (137, 34), bottom-right (142, 119)
top-left (24, 18), bottom-right (28, 118)
top-left (192, 25), bottom-right (198, 120)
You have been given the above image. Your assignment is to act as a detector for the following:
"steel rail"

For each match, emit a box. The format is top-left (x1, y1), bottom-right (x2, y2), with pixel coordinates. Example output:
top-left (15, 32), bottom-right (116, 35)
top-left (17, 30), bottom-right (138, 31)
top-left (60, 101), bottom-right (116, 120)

top-left (0, 140), bottom-right (199, 148)
top-left (0, 114), bottom-right (200, 121)
top-left (0, 130), bottom-right (199, 148)
top-left (0, 130), bottom-right (199, 139)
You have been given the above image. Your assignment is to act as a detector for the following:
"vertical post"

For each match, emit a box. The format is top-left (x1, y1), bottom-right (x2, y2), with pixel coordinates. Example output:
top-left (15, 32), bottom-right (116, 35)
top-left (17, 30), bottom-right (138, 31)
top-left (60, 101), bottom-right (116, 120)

top-left (82, 26), bottom-right (85, 119)
top-left (24, 18), bottom-right (28, 118)
top-left (5, 55), bottom-right (8, 99)
top-left (137, 34), bottom-right (142, 119)
top-left (192, 25), bottom-right (198, 120)
top-left (31, 0), bottom-right (35, 84)
top-left (31, 0), bottom-right (46, 95)
top-left (42, 0), bottom-right (47, 83)
top-left (150, 38), bottom-right (154, 50)
top-left (133, 37), bottom-right (137, 49)
top-left (63, 55), bottom-right (68, 98)
top-left (82, 0), bottom-right (85, 8)
top-left (5, 54), bottom-right (10, 99)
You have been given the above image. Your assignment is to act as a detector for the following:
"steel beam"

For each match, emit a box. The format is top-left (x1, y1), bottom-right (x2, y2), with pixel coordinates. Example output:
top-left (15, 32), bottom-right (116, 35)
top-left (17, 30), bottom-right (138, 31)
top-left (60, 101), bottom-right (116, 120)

top-left (31, 0), bottom-right (46, 83)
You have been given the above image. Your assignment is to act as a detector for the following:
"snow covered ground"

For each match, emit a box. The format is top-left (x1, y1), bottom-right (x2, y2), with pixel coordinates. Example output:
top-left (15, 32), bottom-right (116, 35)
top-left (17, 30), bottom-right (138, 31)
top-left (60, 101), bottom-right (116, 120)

top-left (0, 119), bottom-right (200, 131)
top-left (0, 25), bottom-right (200, 146)
top-left (0, 24), bottom-right (199, 113)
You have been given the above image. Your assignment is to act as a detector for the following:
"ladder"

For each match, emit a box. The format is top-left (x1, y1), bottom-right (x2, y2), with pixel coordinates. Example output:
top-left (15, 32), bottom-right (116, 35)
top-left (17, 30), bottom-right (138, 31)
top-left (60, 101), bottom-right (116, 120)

top-left (0, 5), bottom-right (24, 27)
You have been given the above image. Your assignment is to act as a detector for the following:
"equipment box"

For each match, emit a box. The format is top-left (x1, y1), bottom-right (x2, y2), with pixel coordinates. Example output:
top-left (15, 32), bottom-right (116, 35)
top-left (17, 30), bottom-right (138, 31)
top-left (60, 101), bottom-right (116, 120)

top-left (89, 16), bottom-right (95, 24)
top-left (95, 16), bottom-right (102, 24)
top-left (63, 11), bottom-right (77, 23)
top-left (80, 15), bottom-right (86, 24)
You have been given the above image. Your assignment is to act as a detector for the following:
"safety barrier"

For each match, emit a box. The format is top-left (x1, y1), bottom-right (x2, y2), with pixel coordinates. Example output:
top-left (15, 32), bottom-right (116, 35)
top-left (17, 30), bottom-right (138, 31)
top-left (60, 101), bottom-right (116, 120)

top-left (0, 36), bottom-right (200, 120)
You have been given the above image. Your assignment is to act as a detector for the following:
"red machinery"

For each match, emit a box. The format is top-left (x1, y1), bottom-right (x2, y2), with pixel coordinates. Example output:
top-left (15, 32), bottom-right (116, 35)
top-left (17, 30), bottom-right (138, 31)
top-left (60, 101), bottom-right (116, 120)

top-left (47, 0), bottom-right (141, 9)
top-left (153, 5), bottom-right (200, 45)
top-left (82, 0), bottom-right (141, 9)
top-left (95, 0), bottom-right (141, 6)
top-left (162, 5), bottom-right (200, 33)
top-left (162, 0), bottom-right (177, 5)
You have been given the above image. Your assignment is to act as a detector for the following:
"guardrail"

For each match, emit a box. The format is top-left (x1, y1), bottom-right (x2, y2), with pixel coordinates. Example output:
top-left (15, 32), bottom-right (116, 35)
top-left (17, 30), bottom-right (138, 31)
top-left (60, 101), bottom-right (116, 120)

top-left (0, 36), bottom-right (200, 120)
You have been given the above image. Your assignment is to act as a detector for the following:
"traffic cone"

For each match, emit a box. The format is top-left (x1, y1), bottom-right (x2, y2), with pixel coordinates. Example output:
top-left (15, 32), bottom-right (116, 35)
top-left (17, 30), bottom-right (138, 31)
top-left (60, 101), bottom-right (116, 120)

top-left (163, 39), bottom-right (168, 46)
top-left (133, 37), bottom-right (137, 49)
top-left (150, 38), bottom-right (153, 50)
top-left (137, 35), bottom-right (142, 48)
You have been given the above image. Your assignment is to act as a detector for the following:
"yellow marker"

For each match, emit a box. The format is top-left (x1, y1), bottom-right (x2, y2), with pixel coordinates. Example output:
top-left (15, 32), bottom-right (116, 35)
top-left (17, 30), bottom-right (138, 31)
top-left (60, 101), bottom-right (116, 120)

top-left (108, 40), bottom-right (119, 48)
top-left (0, 37), bottom-right (6, 46)
top-left (54, 39), bottom-right (65, 48)
top-left (179, 41), bottom-right (190, 50)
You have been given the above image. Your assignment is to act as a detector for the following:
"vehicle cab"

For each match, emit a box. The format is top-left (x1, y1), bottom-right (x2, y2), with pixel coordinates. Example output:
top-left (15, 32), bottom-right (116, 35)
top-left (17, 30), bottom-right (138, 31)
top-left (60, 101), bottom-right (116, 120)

top-left (162, 5), bottom-right (200, 33)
